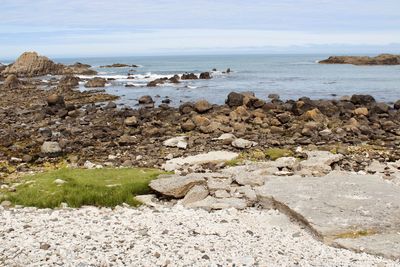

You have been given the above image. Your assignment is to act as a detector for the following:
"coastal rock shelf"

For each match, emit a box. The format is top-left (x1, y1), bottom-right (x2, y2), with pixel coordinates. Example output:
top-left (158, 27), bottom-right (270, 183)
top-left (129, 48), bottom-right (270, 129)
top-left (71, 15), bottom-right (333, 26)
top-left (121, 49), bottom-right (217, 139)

top-left (148, 152), bottom-right (400, 261)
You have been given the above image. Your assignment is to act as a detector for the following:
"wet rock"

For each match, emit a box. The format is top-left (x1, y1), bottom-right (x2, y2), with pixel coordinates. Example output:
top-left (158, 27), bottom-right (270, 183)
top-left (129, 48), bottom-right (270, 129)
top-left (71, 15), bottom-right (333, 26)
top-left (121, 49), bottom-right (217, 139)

top-left (84, 77), bottom-right (106, 88)
top-left (199, 72), bottom-right (211, 79)
top-left (194, 100), bottom-right (212, 113)
top-left (371, 102), bottom-right (389, 114)
top-left (181, 73), bottom-right (198, 80)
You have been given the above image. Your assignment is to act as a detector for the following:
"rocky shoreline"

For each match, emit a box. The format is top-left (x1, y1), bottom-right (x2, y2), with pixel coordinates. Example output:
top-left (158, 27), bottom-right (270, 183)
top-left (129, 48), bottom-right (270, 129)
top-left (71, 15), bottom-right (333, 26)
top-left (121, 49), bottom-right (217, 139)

top-left (1, 52), bottom-right (400, 179)
top-left (1, 51), bottom-right (400, 264)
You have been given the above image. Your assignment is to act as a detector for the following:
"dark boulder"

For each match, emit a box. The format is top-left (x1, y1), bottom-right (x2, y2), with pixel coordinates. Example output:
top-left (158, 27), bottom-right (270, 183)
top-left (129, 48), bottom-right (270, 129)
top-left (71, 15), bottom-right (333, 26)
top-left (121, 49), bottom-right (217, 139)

top-left (226, 92), bottom-right (244, 107)
top-left (350, 95), bottom-right (376, 105)
top-left (199, 72), bottom-right (211, 79)
top-left (181, 73), bottom-right (198, 80)
top-left (84, 77), bottom-right (107, 88)
top-left (138, 95), bottom-right (154, 105)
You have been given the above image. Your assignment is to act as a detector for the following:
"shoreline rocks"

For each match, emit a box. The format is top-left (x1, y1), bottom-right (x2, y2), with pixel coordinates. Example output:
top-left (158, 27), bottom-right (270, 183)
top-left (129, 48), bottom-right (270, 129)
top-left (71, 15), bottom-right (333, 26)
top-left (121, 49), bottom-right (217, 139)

top-left (319, 54), bottom-right (400, 65)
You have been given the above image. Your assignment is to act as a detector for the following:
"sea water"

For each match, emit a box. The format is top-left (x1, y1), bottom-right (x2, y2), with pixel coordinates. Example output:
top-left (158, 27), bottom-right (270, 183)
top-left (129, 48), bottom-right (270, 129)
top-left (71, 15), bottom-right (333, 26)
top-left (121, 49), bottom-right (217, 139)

top-left (55, 54), bottom-right (400, 106)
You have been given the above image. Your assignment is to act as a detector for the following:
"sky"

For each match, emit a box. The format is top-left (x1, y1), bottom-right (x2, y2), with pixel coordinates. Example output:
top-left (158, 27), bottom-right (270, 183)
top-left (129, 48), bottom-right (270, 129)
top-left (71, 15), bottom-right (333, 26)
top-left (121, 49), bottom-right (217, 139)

top-left (1, 0), bottom-right (400, 59)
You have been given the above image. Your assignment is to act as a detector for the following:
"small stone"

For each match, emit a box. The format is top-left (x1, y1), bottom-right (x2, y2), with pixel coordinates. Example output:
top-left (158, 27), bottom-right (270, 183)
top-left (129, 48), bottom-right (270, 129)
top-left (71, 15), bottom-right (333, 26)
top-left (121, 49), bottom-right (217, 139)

top-left (124, 116), bottom-right (138, 126)
top-left (41, 142), bottom-right (62, 154)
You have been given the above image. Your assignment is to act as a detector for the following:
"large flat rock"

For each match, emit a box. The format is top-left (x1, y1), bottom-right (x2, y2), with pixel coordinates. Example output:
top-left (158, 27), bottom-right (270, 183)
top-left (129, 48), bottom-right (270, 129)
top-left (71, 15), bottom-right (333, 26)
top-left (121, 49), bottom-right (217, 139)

top-left (334, 233), bottom-right (400, 260)
top-left (255, 171), bottom-right (400, 259)
top-left (162, 151), bottom-right (238, 171)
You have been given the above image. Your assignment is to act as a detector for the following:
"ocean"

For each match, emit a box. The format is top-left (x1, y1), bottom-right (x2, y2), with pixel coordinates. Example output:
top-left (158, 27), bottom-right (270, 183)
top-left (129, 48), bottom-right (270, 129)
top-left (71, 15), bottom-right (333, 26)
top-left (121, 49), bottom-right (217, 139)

top-left (55, 54), bottom-right (400, 106)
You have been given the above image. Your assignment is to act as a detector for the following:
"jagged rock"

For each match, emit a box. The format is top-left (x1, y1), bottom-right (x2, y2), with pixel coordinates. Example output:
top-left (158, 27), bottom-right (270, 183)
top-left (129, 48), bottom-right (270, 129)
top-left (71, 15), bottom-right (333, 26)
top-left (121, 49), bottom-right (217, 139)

top-left (84, 77), bottom-right (106, 88)
top-left (3, 52), bottom-right (64, 77)
top-left (149, 173), bottom-right (207, 198)
top-left (394, 100), bottom-right (400, 110)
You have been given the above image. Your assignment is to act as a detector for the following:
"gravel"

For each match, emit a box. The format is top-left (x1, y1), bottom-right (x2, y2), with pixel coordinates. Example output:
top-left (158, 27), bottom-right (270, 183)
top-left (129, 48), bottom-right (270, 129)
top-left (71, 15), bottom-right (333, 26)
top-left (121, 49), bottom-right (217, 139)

top-left (1, 205), bottom-right (399, 267)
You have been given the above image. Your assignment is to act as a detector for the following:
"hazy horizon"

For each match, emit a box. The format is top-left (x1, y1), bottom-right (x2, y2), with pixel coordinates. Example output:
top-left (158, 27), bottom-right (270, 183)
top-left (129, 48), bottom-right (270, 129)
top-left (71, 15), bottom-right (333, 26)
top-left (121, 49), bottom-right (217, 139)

top-left (1, 0), bottom-right (400, 59)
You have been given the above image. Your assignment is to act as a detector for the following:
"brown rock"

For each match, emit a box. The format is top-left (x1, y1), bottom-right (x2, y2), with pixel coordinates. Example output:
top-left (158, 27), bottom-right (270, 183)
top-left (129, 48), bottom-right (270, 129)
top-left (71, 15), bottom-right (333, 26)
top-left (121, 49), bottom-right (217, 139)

top-left (226, 92), bottom-right (244, 107)
top-left (3, 52), bottom-right (64, 77)
top-left (199, 72), bottom-right (211, 79)
top-left (194, 100), bottom-right (212, 113)
top-left (124, 116), bottom-right (138, 126)
top-left (3, 74), bottom-right (20, 89)
top-left (84, 77), bottom-right (106, 88)
top-left (192, 115), bottom-right (210, 127)
top-left (181, 120), bottom-right (196, 131)
top-left (354, 107), bottom-right (369, 116)
top-left (138, 95), bottom-right (154, 104)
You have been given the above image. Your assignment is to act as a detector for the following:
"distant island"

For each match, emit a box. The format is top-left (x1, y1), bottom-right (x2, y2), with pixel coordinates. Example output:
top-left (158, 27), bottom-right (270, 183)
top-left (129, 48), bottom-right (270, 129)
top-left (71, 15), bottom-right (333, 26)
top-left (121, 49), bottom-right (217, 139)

top-left (319, 54), bottom-right (400, 65)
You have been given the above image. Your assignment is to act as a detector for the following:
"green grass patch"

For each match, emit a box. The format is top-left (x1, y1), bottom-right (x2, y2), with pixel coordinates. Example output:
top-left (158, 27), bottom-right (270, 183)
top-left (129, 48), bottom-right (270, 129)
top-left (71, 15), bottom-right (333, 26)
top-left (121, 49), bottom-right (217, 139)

top-left (264, 148), bottom-right (293, 160)
top-left (0, 168), bottom-right (164, 208)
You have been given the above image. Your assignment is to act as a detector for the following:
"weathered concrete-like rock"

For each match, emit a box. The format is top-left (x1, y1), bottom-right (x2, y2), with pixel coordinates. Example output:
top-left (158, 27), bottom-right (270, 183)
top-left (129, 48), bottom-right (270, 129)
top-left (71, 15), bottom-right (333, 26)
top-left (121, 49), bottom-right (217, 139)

top-left (162, 151), bottom-right (238, 171)
top-left (231, 138), bottom-right (257, 149)
top-left (149, 173), bottom-right (207, 198)
top-left (255, 171), bottom-right (400, 260)
top-left (181, 185), bottom-right (209, 206)
top-left (41, 142), bottom-right (62, 154)
top-left (163, 136), bottom-right (187, 149)
top-left (186, 196), bottom-right (247, 211)
top-left (299, 151), bottom-right (343, 175)
top-left (3, 74), bottom-right (21, 89)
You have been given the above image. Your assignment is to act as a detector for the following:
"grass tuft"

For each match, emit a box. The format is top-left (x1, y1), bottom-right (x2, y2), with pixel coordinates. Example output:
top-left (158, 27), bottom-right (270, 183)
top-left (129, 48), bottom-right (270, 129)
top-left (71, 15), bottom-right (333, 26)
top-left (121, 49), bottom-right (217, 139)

top-left (0, 168), bottom-right (164, 208)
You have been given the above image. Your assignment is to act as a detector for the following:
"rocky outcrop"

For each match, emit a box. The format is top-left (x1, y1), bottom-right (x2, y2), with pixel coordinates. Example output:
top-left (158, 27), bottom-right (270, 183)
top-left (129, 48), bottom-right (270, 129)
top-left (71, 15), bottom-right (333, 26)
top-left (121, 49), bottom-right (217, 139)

top-left (181, 73), bottom-right (198, 80)
top-left (59, 75), bottom-right (80, 88)
top-left (64, 62), bottom-right (97, 75)
top-left (100, 63), bottom-right (138, 68)
top-left (2, 52), bottom-right (64, 77)
top-left (319, 54), bottom-right (400, 65)
top-left (84, 77), bottom-right (107, 88)
top-left (1, 53), bottom-right (97, 77)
